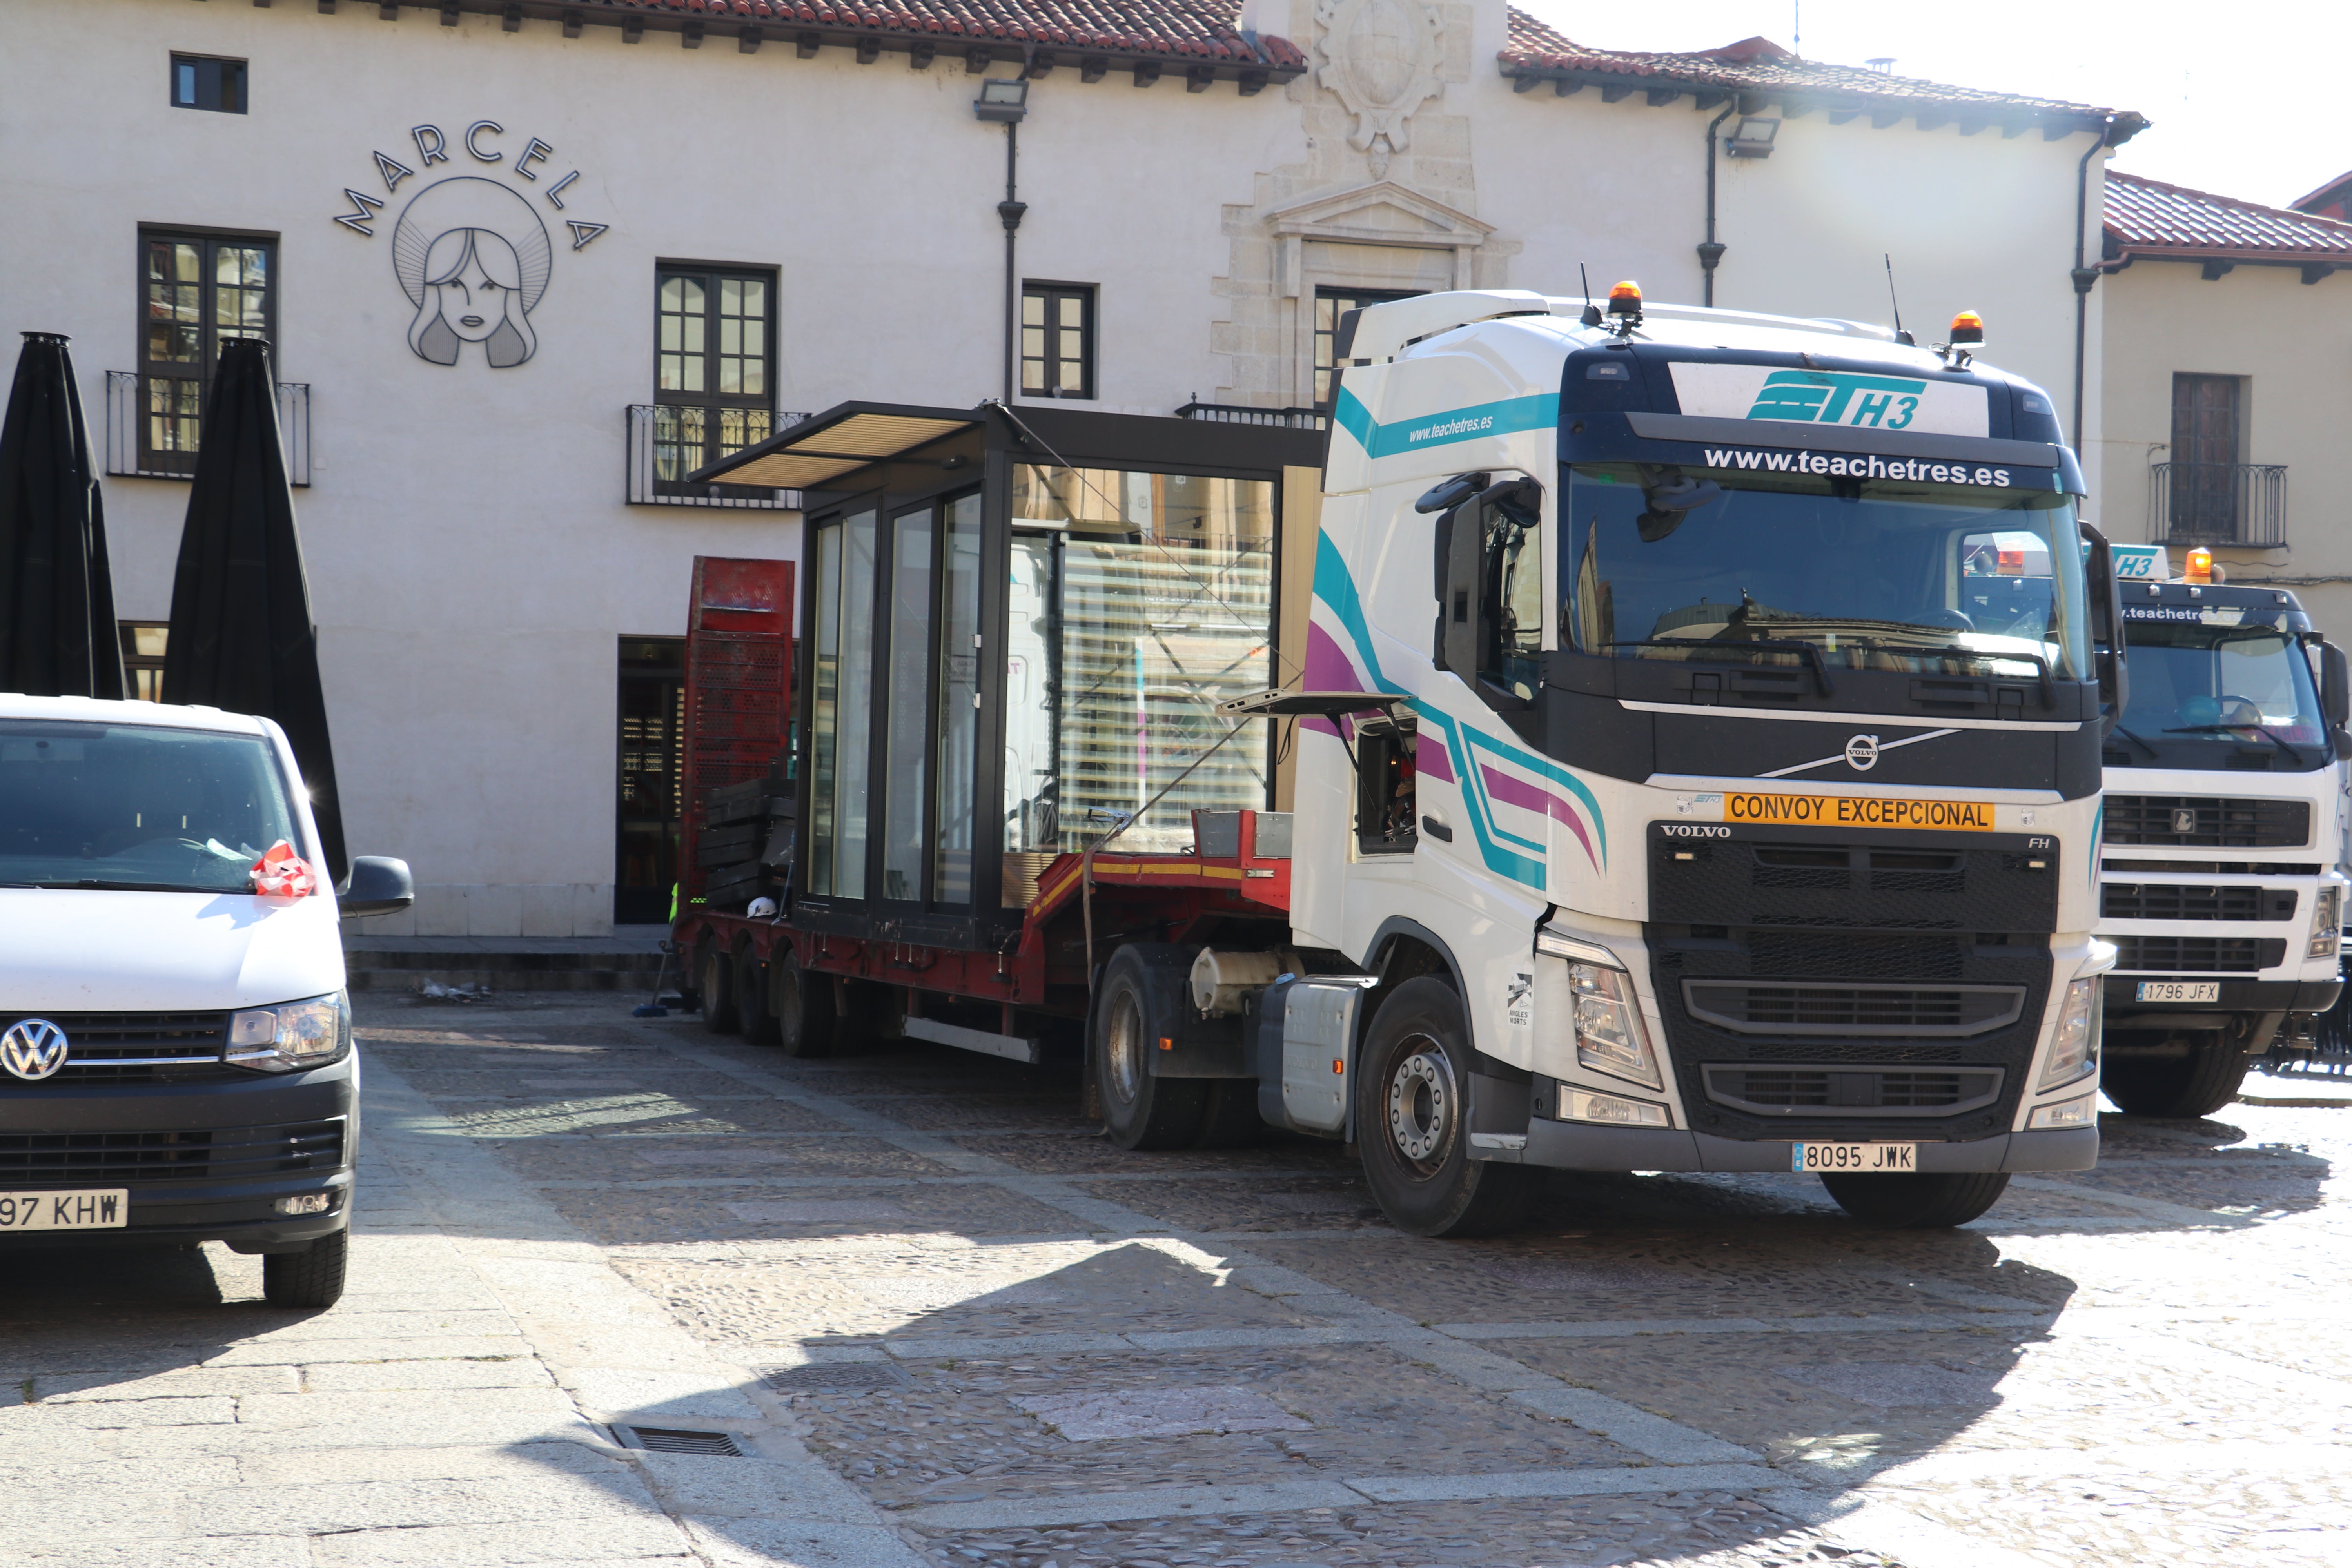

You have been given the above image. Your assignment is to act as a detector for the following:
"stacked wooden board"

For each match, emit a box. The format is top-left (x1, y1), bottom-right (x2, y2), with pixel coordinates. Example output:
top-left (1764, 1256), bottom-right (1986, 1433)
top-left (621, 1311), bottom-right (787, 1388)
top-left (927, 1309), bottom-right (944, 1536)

top-left (698, 769), bottom-right (795, 910)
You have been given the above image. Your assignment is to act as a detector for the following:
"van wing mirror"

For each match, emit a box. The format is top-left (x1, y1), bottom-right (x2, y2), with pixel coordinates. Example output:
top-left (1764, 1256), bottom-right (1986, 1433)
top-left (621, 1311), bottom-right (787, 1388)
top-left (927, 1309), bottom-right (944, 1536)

top-left (339, 855), bottom-right (415, 918)
top-left (2079, 519), bottom-right (2129, 729)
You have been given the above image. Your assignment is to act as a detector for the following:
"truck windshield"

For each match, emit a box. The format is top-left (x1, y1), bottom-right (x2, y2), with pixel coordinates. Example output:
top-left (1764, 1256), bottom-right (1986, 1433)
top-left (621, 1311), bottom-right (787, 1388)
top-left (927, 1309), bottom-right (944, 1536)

top-left (1563, 463), bottom-right (2088, 683)
top-left (2115, 612), bottom-right (2328, 768)
top-left (0, 722), bottom-right (300, 894)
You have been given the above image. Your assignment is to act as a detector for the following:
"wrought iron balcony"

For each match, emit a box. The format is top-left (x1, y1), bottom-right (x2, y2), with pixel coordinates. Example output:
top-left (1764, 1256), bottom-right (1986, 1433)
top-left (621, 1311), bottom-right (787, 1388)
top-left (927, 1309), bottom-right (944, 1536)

top-left (1175, 398), bottom-right (1327, 430)
top-left (2150, 461), bottom-right (2287, 547)
top-left (626, 404), bottom-right (808, 510)
top-left (103, 371), bottom-right (309, 486)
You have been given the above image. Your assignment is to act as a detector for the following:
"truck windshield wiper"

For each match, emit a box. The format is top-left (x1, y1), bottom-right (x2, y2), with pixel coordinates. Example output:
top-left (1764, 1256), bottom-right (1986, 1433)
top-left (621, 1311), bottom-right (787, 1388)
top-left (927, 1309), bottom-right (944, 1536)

top-left (1853, 638), bottom-right (2056, 710)
top-left (2164, 723), bottom-right (2311, 764)
top-left (32, 879), bottom-right (233, 894)
top-left (2111, 724), bottom-right (2161, 758)
top-left (1606, 637), bottom-right (1833, 698)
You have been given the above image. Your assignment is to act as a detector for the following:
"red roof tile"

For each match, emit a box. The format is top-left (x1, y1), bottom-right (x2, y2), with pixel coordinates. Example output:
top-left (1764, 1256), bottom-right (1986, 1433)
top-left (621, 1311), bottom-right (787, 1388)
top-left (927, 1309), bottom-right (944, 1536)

top-left (1499, 9), bottom-right (2136, 136)
top-left (2105, 169), bottom-right (2352, 265)
top-left (555, 0), bottom-right (1305, 68)
top-left (2292, 169), bottom-right (2352, 223)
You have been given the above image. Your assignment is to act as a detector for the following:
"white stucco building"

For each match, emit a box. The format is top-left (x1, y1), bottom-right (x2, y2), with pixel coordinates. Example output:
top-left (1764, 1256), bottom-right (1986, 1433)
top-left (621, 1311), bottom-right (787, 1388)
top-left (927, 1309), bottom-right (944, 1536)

top-left (2, 0), bottom-right (2138, 935)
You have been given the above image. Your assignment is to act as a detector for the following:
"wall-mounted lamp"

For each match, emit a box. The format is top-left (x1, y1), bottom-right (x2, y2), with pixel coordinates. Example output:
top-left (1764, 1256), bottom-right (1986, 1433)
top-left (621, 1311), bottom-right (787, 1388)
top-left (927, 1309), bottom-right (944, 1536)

top-left (1726, 116), bottom-right (1780, 158)
top-left (973, 77), bottom-right (1029, 122)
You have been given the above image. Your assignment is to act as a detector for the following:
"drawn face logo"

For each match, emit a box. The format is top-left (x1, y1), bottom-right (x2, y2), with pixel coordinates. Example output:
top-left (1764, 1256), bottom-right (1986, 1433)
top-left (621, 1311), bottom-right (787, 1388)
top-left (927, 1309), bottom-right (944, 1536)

top-left (1845, 735), bottom-right (1880, 771)
top-left (391, 176), bottom-right (552, 368)
top-left (1, 1018), bottom-right (69, 1082)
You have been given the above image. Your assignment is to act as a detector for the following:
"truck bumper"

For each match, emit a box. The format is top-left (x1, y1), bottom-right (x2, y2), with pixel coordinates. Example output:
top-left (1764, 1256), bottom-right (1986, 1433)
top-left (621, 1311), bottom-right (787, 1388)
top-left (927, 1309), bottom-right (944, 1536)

top-left (1510, 1121), bottom-right (2098, 1174)
top-left (2102, 975), bottom-right (2342, 1026)
top-left (0, 1057), bottom-right (356, 1251)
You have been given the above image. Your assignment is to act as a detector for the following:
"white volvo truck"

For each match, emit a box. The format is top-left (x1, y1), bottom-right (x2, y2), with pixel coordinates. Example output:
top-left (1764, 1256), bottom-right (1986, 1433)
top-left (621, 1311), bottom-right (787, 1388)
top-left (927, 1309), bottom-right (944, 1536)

top-left (1166, 286), bottom-right (2122, 1235)
top-left (2096, 553), bottom-right (2348, 1116)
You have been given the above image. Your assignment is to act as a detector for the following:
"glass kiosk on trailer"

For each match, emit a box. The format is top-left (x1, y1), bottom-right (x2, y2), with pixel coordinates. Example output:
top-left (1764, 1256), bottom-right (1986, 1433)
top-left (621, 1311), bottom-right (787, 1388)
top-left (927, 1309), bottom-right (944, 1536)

top-left (678, 402), bottom-right (1324, 1054)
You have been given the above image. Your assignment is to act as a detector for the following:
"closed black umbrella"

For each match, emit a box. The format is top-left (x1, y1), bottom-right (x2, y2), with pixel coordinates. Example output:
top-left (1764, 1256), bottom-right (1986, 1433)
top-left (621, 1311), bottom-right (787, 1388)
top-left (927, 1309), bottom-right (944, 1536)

top-left (0, 332), bottom-right (127, 700)
top-left (162, 336), bottom-right (346, 882)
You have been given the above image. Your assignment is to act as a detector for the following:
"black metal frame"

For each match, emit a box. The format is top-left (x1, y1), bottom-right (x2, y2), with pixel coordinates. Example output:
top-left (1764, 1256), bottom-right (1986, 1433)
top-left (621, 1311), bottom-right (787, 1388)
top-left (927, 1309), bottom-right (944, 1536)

top-left (169, 53), bottom-right (248, 114)
top-left (134, 227), bottom-right (279, 478)
top-left (650, 261), bottom-right (780, 497)
top-left (1020, 281), bottom-right (1096, 401)
top-left (778, 403), bottom-right (1321, 952)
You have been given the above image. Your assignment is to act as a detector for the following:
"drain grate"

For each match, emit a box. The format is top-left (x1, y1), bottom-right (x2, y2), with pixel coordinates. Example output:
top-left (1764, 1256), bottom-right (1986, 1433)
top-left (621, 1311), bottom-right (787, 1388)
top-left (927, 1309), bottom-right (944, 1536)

top-left (624, 1426), bottom-right (744, 1457)
top-left (756, 1362), bottom-right (907, 1394)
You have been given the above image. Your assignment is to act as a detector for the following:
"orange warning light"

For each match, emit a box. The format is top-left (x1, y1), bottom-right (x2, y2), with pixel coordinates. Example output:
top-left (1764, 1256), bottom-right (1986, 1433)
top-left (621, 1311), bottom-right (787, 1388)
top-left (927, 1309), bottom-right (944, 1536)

top-left (1949, 310), bottom-right (1985, 345)
top-left (1997, 546), bottom-right (2025, 577)
top-left (2185, 546), bottom-right (2214, 583)
top-left (1332, 1059), bottom-right (1346, 1075)
top-left (1158, 1036), bottom-right (1174, 1051)
top-left (1608, 280), bottom-right (1643, 316)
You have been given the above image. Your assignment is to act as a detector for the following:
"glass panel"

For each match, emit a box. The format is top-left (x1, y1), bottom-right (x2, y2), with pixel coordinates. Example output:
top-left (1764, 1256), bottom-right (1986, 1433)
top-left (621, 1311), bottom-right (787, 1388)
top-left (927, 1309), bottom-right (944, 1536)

top-left (880, 509), bottom-right (935, 902)
top-left (1059, 296), bottom-right (1082, 328)
top-left (652, 405), bottom-right (704, 483)
top-left (808, 525), bottom-right (843, 895)
top-left (1003, 532), bottom-right (1062, 877)
top-left (1007, 465), bottom-right (1275, 853)
top-left (1023, 293), bottom-right (1045, 326)
top-left (1058, 360), bottom-right (1083, 393)
top-left (935, 495), bottom-right (983, 905)
top-left (830, 511), bottom-right (878, 900)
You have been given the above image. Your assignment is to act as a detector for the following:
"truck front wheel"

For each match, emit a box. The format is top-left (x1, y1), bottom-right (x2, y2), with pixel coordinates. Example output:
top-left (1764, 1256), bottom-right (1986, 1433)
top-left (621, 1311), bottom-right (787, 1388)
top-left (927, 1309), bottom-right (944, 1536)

top-left (1356, 977), bottom-right (1532, 1237)
top-left (1820, 1171), bottom-right (2010, 1229)
top-left (2103, 1038), bottom-right (2250, 1119)
top-left (1093, 946), bottom-right (1205, 1149)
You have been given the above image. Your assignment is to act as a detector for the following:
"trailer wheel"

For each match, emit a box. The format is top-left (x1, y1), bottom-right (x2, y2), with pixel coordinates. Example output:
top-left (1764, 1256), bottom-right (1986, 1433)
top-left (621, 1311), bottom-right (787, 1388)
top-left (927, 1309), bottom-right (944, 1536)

top-left (699, 943), bottom-right (740, 1034)
top-left (2104, 1038), bottom-right (2251, 1118)
top-left (772, 949), bottom-right (836, 1059)
top-left (1355, 977), bottom-right (1533, 1237)
top-left (1820, 1171), bottom-right (2011, 1229)
top-left (737, 941), bottom-right (780, 1047)
top-left (1093, 946), bottom-right (1206, 1149)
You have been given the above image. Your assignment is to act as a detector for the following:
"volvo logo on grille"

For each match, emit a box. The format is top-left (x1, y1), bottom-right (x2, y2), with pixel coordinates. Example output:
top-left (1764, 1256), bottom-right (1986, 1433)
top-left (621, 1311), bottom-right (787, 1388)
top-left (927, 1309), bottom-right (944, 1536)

top-left (1844, 734), bottom-right (1880, 771)
top-left (2172, 808), bottom-right (2199, 833)
top-left (1, 1019), bottom-right (70, 1081)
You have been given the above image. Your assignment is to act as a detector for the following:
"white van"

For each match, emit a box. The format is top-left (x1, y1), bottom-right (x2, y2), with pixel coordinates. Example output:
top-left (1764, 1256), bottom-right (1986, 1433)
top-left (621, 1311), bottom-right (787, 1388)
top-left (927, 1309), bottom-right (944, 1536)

top-left (0, 695), bottom-right (410, 1308)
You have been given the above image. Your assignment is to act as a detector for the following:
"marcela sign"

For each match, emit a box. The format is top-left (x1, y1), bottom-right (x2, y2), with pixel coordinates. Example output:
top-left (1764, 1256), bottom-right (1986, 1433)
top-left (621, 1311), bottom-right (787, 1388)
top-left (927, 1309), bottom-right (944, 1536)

top-left (332, 122), bottom-right (609, 369)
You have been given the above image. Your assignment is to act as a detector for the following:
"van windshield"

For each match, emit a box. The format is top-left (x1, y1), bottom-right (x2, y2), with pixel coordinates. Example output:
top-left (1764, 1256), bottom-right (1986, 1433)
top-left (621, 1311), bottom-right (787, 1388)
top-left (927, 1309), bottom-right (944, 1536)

top-left (0, 722), bottom-right (301, 894)
top-left (1563, 463), bottom-right (2089, 683)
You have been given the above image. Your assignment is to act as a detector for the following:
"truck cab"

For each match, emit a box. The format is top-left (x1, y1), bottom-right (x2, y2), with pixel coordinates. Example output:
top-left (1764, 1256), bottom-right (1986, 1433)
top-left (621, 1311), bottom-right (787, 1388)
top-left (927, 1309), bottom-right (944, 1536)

top-left (2097, 564), bottom-right (2348, 1116)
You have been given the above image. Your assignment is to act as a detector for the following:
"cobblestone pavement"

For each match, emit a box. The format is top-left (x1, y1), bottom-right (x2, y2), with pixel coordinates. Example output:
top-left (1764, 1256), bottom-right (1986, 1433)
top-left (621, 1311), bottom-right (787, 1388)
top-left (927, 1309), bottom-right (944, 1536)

top-left (5, 991), bottom-right (2350, 1568)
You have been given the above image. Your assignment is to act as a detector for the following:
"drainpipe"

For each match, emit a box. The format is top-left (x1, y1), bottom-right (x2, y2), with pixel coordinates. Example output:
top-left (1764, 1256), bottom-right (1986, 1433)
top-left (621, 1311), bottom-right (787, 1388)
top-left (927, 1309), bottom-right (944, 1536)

top-left (1698, 102), bottom-right (1736, 306)
top-left (2070, 116), bottom-right (2115, 446)
top-left (999, 120), bottom-right (1027, 404)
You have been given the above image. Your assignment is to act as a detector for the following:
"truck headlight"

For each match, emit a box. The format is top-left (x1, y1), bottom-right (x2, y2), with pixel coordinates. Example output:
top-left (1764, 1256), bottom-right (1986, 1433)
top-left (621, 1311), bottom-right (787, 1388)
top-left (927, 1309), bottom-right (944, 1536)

top-left (2028, 1094), bottom-right (2098, 1130)
top-left (2309, 886), bottom-right (2342, 960)
top-left (1569, 962), bottom-right (1662, 1089)
top-left (2038, 976), bottom-right (2100, 1091)
top-left (228, 992), bottom-right (350, 1073)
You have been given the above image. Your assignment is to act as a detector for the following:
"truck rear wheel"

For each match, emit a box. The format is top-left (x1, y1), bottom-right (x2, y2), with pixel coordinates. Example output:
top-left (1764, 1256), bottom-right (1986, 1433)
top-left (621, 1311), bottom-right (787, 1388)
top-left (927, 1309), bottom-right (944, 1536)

top-left (261, 1227), bottom-right (348, 1309)
top-left (699, 943), bottom-right (740, 1034)
top-left (1820, 1171), bottom-right (2010, 1229)
top-left (2103, 1040), bottom-right (2251, 1118)
top-left (1093, 946), bottom-right (1206, 1150)
top-left (1356, 977), bottom-right (1532, 1237)
top-left (771, 950), bottom-right (836, 1058)
top-left (737, 942), bottom-right (780, 1047)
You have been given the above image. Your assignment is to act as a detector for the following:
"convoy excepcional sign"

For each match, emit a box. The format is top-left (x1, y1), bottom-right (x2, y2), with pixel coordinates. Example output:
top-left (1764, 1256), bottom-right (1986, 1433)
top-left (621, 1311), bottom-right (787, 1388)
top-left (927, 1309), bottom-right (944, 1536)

top-left (1669, 363), bottom-right (1990, 438)
top-left (1724, 793), bottom-right (1999, 830)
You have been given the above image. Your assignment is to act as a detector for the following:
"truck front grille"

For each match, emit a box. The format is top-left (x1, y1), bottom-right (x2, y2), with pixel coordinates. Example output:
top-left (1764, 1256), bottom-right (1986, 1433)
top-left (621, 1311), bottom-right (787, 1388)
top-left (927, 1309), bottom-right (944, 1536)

top-left (0, 1119), bottom-right (345, 1185)
top-left (0, 1011), bottom-right (235, 1084)
top-left (1702, 1065), bottom-right (2005, 1118)
top-left (2101, 885), bottom-right (2296, 922)
top-left (2104, 795), bottom-right (2310, 849)
top-left (2111, 936), bottom-right (2287, 973)
top-left (1682, 981), bottom-right (2024, 1037)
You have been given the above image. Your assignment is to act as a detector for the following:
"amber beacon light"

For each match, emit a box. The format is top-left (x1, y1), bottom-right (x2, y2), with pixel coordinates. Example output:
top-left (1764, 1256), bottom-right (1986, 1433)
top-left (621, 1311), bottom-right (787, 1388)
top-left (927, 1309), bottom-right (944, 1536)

top-left (1608, 281), bottom-right (1644, 316)
top-left (1948, 310), bottom-right (1985, 344)
top-left (2184, 545), bottom-right (2214, 583)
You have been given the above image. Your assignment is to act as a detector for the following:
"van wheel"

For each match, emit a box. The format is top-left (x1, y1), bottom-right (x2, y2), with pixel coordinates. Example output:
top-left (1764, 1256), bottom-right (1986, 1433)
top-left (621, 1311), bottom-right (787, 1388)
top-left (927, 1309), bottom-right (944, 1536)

top-left (699, 944), bottom-right (740, 1034)
top-left (262, 1227), bottom-right (348, 1309)
top-left (772, 950), bottom-right (835, 1058)
top-left (1093, 945), bottom-right (1205, 1150)
top-left (2103, 1040), bottom-right (2250, 1118)
top-left (1356, 977), bottom-right (1533, 1237)
top-left (737, 943), bottom-right (780, 1047)
top-left (1820, 1172), bottom-right (2010, 1228)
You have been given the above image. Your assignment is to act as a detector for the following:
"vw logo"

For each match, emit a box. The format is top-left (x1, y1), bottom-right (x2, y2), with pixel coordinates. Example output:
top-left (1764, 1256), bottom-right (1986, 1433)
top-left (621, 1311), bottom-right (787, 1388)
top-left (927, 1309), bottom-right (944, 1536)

top-left (1844, 734), bottom-right (1880, 771)
top-left (2172, 808), bottom-right (2199, 834)
top-left (0, 1019), bottom-right (70, 1082)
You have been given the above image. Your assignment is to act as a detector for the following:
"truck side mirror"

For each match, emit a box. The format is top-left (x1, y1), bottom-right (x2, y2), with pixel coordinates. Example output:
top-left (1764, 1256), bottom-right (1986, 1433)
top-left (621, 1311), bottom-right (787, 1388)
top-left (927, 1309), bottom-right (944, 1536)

top-left (339, 855), bottom-right (415, 918)
top-left (2323, 638), bottom-right (2350, 732)
top-left (1442, 500), bottom-right (1483, 678)
top-left (2079, 520), bottom-right (2129, 728)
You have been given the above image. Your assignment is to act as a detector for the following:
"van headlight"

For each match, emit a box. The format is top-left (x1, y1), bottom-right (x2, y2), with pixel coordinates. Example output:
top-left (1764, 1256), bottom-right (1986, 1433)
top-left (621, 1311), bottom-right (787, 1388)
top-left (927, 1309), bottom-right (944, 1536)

top-left (1569, 962), bottom-right (1662, 1089)
top-left (2309, 886), bottom-right (2342, 960)
top-left (2038, 976), bottom-right (2100, 1091)
top-left (227, 992), bottom-right (350, 1073)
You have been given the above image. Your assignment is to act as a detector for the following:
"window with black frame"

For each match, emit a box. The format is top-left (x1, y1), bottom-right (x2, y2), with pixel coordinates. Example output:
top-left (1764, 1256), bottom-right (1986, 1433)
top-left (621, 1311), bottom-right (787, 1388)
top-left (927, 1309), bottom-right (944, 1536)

top-left (653, 266), bottom-right (776, 494)
top-left (140, 230), bottom-right (274, 475)
top-left (1021, 283), bottom-right (1094, 399)
top-left (1314, 286), bottom-right (1418, 405)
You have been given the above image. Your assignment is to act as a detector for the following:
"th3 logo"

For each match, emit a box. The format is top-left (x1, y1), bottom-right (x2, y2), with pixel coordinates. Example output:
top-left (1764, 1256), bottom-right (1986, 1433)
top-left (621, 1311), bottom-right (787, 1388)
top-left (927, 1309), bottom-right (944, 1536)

top-left (1748, 370), bottom-right (1924, 430)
